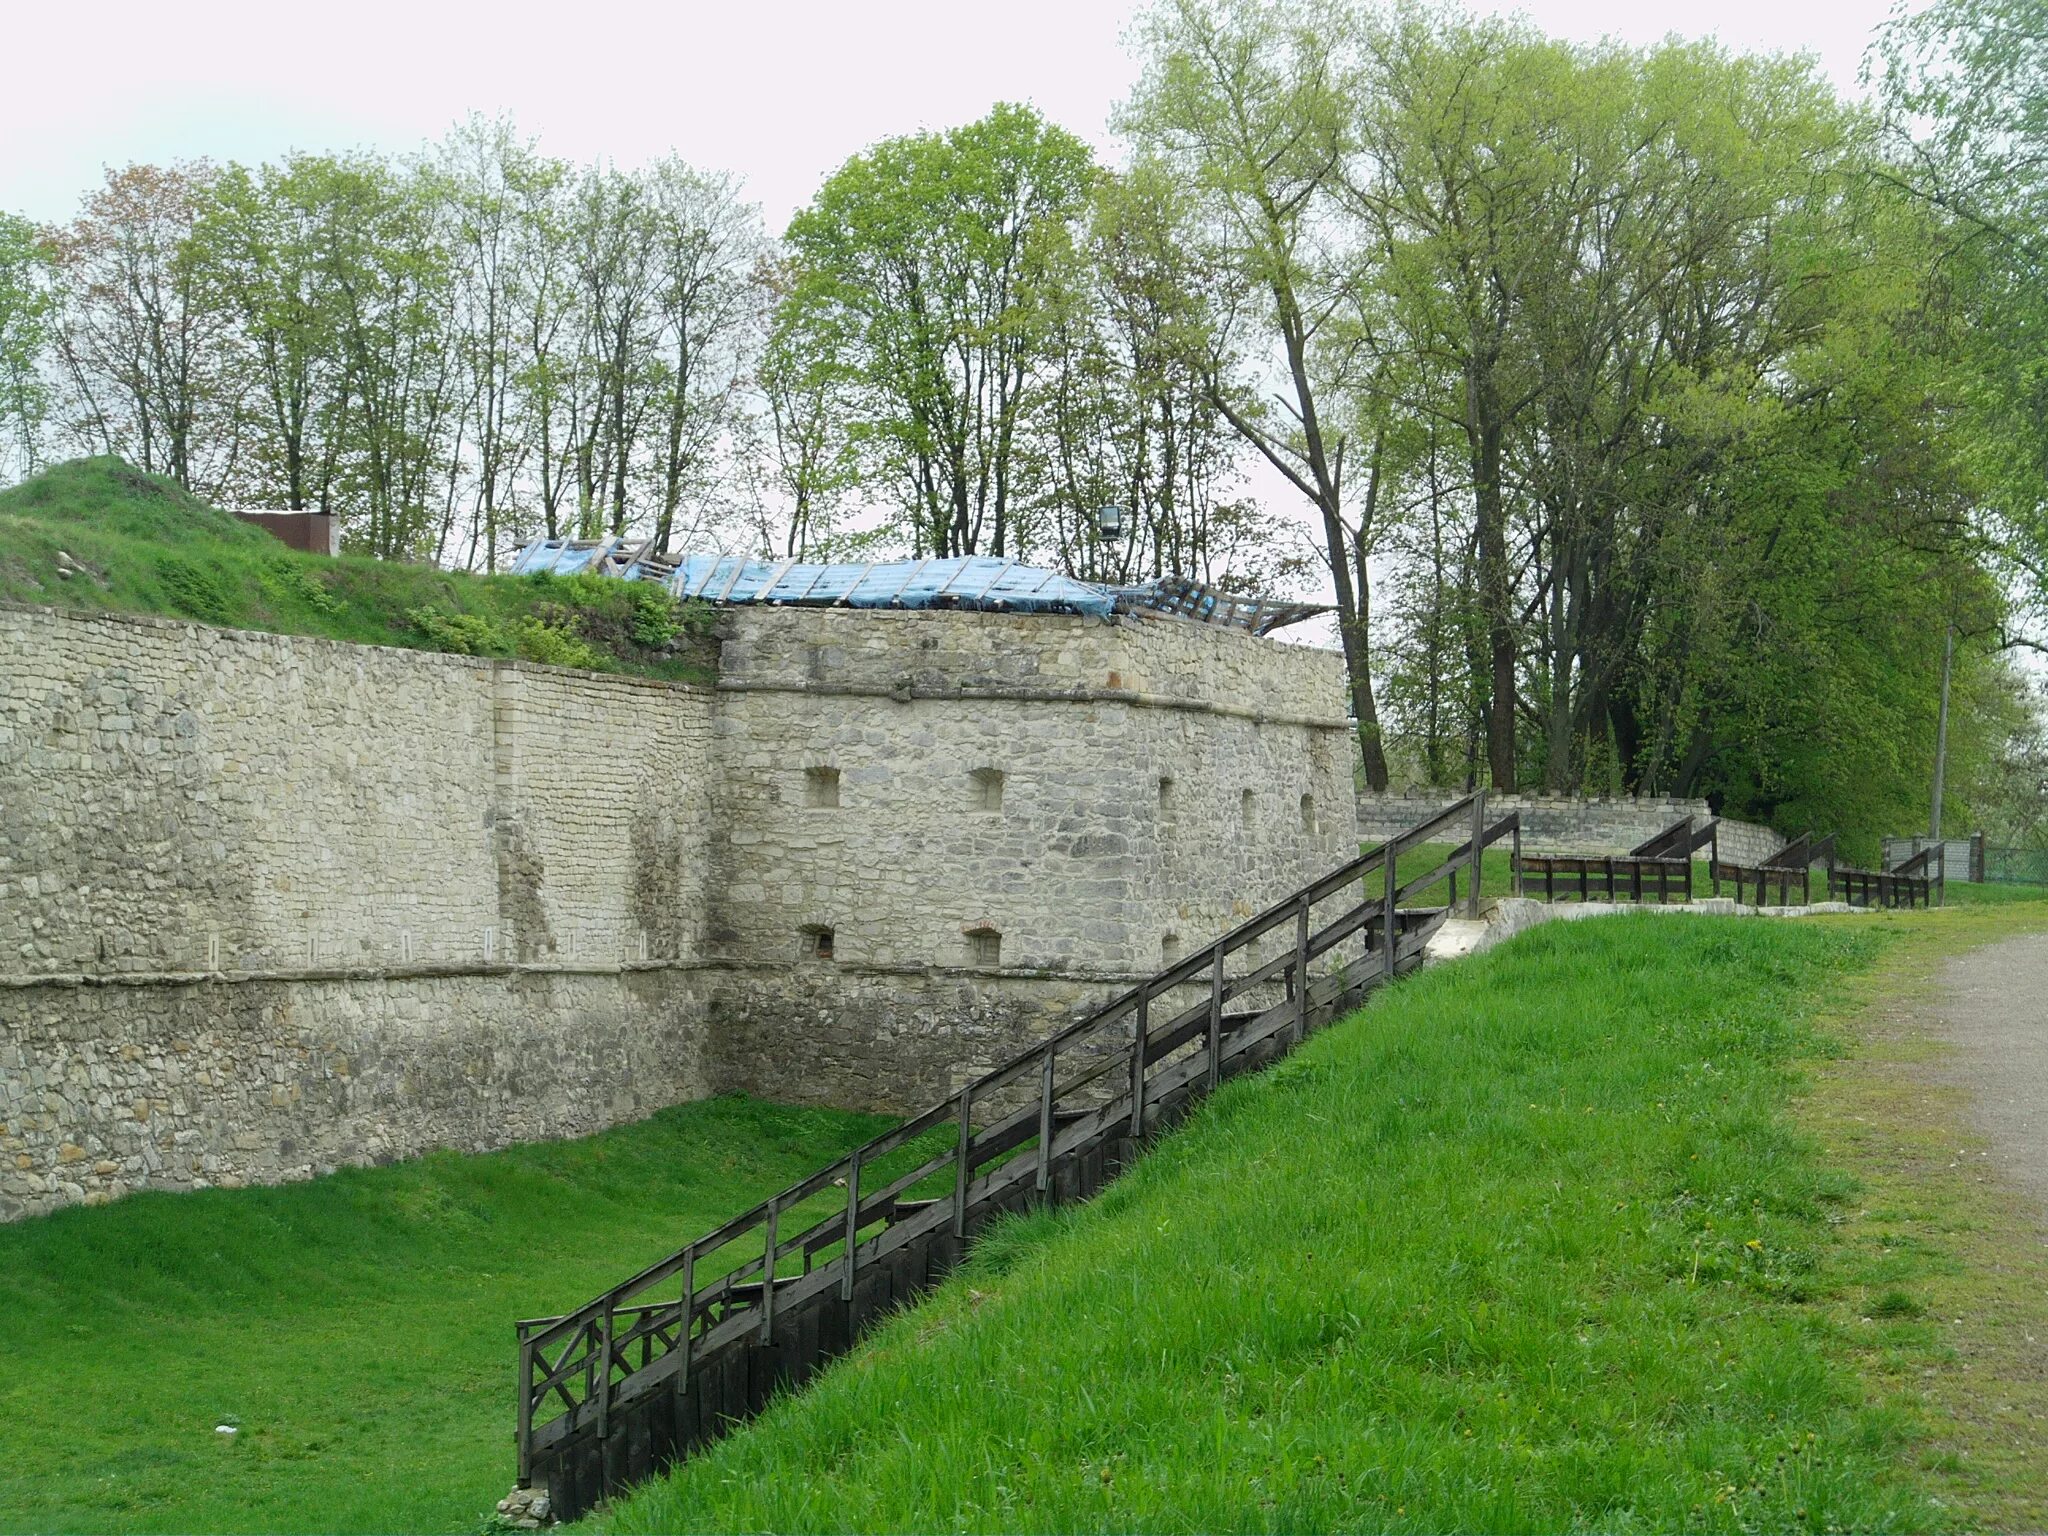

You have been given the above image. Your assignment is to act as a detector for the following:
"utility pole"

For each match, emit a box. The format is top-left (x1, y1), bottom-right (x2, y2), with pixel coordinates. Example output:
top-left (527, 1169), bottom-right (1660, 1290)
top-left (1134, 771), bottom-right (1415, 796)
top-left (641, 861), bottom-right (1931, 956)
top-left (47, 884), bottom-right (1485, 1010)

top-left (1930, 624), bottom-right (1955, 841)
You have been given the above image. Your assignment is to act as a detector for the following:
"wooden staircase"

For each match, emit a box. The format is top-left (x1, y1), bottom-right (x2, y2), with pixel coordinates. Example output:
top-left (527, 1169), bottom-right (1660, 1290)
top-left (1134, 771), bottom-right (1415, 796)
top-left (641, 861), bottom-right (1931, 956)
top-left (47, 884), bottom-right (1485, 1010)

top-left (512, 793), bottom-right (1517, 1520)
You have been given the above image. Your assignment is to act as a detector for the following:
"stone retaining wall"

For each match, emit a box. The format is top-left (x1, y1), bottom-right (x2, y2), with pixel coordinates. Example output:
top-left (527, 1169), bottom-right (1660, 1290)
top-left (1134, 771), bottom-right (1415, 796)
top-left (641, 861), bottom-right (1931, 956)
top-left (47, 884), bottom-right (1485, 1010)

top-left (1, 602), bottom-right (1348, 1220)
top-left (2, 967), bottom-right (709, 1215)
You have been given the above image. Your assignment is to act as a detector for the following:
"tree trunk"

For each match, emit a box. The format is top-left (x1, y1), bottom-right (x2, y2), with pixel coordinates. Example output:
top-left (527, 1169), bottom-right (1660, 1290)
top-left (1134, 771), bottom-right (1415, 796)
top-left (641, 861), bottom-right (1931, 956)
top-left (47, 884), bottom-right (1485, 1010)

top-left (1466, 364), bottom-right (1517, 791)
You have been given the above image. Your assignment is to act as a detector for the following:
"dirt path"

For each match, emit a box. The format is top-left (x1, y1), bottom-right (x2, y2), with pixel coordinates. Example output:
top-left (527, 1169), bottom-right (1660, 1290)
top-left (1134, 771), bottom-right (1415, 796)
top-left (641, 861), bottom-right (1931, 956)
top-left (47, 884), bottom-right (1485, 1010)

top-left (1934, 929), bottom-right (2048, 1212)
top-left (1798, 906), bottom-right (2048, 1530)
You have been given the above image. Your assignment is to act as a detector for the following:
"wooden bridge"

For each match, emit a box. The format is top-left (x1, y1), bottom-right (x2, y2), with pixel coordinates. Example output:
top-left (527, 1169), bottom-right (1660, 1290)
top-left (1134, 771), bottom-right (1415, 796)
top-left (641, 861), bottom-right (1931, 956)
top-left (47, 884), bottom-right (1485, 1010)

top-left (511, 794), bottom-right (1519, 1520)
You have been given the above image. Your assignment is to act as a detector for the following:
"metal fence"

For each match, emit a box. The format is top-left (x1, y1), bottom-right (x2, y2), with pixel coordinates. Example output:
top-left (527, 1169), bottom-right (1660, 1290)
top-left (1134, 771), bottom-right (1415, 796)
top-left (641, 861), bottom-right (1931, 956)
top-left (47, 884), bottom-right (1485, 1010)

top-left (1984, 845), bottom-right (2048, 887)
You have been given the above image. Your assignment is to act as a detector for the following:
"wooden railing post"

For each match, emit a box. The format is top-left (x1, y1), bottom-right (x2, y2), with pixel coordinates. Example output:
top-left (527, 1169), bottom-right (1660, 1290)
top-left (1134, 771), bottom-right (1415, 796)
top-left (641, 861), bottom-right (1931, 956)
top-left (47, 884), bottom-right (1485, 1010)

top-left (1383, 842), bottom-right (1400, 980)
top-left (678, 1246), bottom-right (694, 1395)
top-left (1035, 1048), bottom-right (1056, 1193)
top-left (1206, 941), bottom-right (1224, 1092)
top-left (952, 1087), bottom-right (972, 1238)
top-left (516, 1334), bottom-right (535, 1485)
top-left (759, 1198), bottom-right (779, 1344)
top-left (1293, 900), bottom-right (1310, 1042)
top-left (596, 1305), bottom-right (614, 1438)
top-left (1467, 791), bottom-right (1487, 918)
top-left (1129, 985), bottom-right (1151, 1136)
top-left (840, 1153), bottom-right (861, 1301)
top-left (1512, 818), bottom-right (1524, 896)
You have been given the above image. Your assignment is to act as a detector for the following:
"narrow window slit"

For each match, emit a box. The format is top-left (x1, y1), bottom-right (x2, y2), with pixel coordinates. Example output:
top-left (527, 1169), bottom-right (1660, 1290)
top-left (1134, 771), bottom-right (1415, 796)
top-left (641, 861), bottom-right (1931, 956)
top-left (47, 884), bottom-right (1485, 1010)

top-left (969, 767), bottom-right (1005, 812)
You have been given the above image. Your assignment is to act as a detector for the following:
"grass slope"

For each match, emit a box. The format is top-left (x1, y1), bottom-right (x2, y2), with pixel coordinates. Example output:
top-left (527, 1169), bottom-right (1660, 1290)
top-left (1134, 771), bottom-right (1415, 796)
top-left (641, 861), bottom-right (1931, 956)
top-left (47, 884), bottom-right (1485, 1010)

top-left (0, 457), bottom-right (711, 681)
top-left (606, 915), bottom-right (1943, 1535)
top-left (0, 1096), bottom-right (899, 1535)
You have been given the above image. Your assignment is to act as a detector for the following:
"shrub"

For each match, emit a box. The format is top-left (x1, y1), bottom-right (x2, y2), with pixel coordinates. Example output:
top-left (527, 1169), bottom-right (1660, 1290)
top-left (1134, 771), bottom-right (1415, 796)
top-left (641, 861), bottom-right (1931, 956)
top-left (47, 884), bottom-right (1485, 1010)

top-left (514, 615), bottom-right (607, 670)
top-left (406, 606), bottom-right (512, 657)
top-left (153, 556), bottom-right (235, 624)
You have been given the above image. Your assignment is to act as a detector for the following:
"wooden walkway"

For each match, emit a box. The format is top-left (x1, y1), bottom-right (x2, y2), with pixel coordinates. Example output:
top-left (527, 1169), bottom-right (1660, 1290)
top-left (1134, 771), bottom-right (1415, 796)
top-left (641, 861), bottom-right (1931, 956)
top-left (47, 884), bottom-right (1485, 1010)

top-left (511, 794), bottom-right (1519, 1520)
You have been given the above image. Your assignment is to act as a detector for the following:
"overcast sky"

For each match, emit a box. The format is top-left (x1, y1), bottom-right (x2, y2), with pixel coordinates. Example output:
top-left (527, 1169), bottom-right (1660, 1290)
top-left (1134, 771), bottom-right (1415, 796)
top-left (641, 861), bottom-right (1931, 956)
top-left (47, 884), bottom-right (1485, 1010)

top-left (0, 0), bottom-right (1911, 622)
top-left (4, 0), bottom-right (1900, 232)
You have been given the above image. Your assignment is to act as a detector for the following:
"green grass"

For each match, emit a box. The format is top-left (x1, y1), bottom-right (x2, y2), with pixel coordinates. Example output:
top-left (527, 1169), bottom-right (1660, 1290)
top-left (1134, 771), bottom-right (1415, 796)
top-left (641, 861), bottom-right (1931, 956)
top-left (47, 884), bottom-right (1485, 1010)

top-left (602, 916), bottom-right (1945, 1534)
top-left (0, 457), bottom-right (712, 681)
top-left (1936, 878), bottom-right (2048, 905)
top-left (0, 1095), bottom-right (906, 1535)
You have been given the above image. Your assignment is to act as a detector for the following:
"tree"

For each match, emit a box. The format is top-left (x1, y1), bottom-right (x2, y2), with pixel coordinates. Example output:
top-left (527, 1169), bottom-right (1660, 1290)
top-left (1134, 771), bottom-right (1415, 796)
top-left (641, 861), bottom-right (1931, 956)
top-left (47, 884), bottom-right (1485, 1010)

top-left (440, 117), bottom-right (534, 569)
top-left (1876, 0), bottom-right (2048, 654)
top-left (190, 156), bottom-right (354, 515)
top-left (781, 103), bottom-right (1097, 559)
top-left (1033, 160), bottom-right (1265, 587)
top-left (0, 212), bottom-right (57, 480)
top-left (1124, 0), bottom-right (1396, 788)
top-left (48, 162), bottom-right (239, 496)
top-left (755, 254), bottom-right (857, 558)
top-left (642, 160), bottom-right (763, 553)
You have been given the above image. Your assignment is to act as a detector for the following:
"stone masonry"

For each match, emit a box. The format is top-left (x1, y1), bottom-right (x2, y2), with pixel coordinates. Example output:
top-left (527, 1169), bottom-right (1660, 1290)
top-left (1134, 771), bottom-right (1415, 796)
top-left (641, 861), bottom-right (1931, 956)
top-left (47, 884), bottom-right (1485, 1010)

top-left (1, 601), bottom-right (1353, 1219)
top-left (1356, 789), bottom-right (1785, 867)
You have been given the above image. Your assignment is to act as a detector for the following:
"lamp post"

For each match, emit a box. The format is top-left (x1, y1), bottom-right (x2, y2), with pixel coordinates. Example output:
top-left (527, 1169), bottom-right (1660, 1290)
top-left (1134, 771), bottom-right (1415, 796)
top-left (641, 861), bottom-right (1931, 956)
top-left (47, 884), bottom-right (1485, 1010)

top-left (1931, 623), bottom-right (1954, 842)
top-left (1092, 505), bottom-right (1124, 583)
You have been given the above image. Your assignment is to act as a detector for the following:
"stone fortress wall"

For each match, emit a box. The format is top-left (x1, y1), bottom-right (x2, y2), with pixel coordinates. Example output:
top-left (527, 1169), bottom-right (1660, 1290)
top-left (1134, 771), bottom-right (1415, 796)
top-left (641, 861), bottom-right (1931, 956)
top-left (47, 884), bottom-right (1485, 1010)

top-left (1356, 788), bottom-right (1786, 868)
top-left (1, 601), bottom-right (1353, 1220)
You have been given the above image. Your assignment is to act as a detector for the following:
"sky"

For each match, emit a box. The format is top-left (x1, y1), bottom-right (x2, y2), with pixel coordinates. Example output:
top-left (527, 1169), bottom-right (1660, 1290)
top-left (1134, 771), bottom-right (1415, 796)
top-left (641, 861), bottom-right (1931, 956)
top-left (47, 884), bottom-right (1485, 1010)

top-left (3, 0), bottom-right (1902, 233)
top-left (0, 0), bottom-right (1912, 628)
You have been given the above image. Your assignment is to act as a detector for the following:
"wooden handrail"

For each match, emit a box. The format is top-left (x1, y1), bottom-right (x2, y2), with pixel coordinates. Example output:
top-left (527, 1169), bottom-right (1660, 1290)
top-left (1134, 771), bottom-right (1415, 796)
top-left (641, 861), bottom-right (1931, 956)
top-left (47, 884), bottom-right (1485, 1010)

top-left (514, 796), bottom-right (1519, 1478)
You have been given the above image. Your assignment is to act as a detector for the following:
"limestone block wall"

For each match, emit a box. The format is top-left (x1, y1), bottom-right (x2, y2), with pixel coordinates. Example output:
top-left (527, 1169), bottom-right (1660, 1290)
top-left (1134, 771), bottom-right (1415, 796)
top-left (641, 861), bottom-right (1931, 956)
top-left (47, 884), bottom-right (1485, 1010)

top-left (0, 608), bottom-right (715, 977)
top-left (709, 608), bottom-right (1353, 977)
top-left (3, 601), bottom-right (1352, 1219)
top-left (1356, 788), bottom-right (1786, 865)
top-left (2, 969), bottom-right (708, 1216)
top-left (1713, 819), bottom-right (1790, 867)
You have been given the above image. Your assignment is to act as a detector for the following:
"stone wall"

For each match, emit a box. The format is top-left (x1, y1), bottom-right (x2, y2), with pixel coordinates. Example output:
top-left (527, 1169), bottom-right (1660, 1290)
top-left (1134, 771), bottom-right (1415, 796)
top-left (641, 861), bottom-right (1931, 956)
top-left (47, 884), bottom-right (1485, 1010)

top-left (1356, 788), bottom-right (1785, 865)
top-left (3, 967), bottom-right (708, 1212)
top-left (709, 608), bottom-right (1352, 977)
top-left (2, 601), bottom-right (1350, 1219)
top-left (0, 607), bottom-right (714, 977)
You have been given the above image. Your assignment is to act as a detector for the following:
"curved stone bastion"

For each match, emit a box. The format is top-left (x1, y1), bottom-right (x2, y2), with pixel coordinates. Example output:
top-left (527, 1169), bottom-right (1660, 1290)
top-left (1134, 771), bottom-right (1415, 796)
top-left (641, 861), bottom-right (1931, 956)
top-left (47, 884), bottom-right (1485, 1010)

top-left (0, 601), bottom-right (1353, 1220)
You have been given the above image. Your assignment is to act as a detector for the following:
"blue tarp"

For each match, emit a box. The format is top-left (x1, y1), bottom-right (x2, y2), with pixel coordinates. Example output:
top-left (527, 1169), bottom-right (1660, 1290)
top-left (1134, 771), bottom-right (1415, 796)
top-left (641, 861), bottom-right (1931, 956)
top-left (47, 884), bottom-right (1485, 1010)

top-left (510, 540), bottom-right (1119, 618)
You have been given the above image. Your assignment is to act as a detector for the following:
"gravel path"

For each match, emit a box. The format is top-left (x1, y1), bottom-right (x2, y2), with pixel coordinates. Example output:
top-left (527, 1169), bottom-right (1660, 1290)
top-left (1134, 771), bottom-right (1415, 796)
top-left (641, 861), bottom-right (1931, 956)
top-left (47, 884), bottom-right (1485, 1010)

top-left (1936, 930), bottom-right (2048, 1211)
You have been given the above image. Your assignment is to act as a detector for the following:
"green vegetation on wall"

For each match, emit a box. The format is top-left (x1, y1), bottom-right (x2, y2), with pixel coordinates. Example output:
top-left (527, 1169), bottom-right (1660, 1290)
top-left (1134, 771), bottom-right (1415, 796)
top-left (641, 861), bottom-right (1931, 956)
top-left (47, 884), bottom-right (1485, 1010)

top-left (0, 458), bottom-right (712, 681)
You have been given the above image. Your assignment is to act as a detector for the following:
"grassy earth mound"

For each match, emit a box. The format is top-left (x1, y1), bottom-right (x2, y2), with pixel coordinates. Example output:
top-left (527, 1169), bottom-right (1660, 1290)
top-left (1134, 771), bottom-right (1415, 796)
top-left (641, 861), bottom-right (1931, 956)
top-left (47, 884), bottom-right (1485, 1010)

top-left (0, 458), bottom-right (712, 681)
top-left (0, 1096), bottom-right (897, 1535)
top-left (602, 915), bottom-right (1942, 1535)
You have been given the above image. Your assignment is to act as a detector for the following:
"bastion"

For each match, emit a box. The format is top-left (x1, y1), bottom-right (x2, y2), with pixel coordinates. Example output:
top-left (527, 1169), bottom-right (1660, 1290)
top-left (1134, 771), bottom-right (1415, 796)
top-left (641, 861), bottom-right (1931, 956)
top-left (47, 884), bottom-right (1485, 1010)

top-left (0, 600), bottom-right (1352, 1220)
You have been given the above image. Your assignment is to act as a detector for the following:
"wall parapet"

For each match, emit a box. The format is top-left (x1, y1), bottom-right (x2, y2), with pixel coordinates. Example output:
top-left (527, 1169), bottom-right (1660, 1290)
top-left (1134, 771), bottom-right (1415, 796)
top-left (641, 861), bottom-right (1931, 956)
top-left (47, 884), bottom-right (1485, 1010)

top-left (1356, 788), bottom-right (1786, 865)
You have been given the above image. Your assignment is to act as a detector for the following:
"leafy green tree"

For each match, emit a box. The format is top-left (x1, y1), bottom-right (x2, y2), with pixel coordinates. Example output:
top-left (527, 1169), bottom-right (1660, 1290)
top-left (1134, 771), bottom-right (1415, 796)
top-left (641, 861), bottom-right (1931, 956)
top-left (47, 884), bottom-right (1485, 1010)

top-left (779, 103), bottom-right (1097, 558)
top-left (1125, 0), bottom-right (1395, 788)
top-left (0, 212), bottom-right (56, 480)
top-left (47, 162), bottom-right (239, 497)
top-left (190, 156), bottom-right (355, 515)
top-left (1877, 0), bottom-right (2048, 655)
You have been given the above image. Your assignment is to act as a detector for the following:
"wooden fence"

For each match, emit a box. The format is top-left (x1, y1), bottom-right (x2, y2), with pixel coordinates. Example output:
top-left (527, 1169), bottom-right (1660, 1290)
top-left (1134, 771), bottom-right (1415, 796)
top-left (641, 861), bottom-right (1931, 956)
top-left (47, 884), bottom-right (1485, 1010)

top-left (1718, 831), bottom-right (1936, 910)
top-left (1514, 815), bottom-right (1719, 905)
top-left (1827, 866), bottom-right (1937, 908)
top-left (512, 794), bottom-right (1520, 1519)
